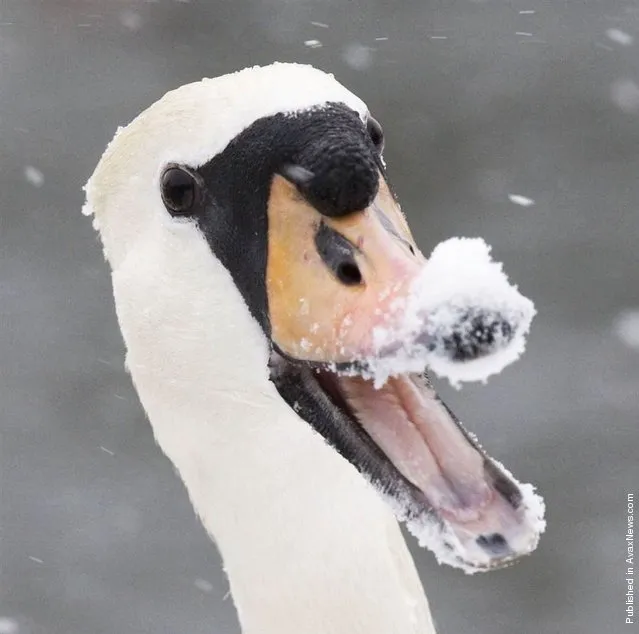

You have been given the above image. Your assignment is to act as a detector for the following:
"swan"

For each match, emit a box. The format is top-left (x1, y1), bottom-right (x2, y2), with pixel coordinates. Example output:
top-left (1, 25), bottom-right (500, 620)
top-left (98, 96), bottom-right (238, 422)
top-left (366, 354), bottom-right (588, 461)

top-left (84, 62), bottom-right (544, 634)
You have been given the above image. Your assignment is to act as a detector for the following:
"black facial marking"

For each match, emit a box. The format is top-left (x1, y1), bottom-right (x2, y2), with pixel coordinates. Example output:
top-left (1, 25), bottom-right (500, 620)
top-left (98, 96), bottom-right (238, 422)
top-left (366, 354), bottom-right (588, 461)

top-left (314, 222), bottom-right (363, 286)
top-left (166, 103), bottom-right (385, 335)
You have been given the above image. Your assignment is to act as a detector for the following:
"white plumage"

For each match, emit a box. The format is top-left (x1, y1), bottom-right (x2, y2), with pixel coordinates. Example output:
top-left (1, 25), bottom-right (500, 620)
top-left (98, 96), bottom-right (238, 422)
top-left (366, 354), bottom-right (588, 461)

top-left (85, 63), bottom-right (437, 634)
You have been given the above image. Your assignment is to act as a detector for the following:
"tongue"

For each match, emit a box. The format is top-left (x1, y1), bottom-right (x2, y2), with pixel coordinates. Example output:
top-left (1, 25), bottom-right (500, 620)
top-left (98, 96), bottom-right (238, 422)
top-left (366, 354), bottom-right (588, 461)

top-left (339, 374), bottom-right (492, 522)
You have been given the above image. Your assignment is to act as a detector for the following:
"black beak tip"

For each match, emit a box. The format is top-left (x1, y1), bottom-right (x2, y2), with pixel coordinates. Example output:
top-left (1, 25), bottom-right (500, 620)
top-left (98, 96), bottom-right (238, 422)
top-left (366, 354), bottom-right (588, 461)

top-left (421, 306), bottom-right (520, 363)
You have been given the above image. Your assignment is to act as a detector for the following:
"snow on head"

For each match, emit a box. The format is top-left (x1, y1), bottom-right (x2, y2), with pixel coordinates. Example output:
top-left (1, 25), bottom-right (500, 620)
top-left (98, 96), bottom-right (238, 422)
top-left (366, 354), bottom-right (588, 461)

top-left (352, 237), bottom-right (536, 388)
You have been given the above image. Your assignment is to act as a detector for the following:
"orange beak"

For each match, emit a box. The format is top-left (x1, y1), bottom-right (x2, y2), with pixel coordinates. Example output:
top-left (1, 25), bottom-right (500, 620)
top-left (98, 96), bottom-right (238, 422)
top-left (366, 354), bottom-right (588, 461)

top-left (267, 172), bottom-right (425, 363)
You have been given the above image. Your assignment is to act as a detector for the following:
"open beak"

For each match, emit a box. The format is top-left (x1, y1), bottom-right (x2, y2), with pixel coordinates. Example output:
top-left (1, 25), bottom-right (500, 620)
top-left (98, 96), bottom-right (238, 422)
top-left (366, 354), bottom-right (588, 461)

top-left (266, 171), bottom-right (545, 572)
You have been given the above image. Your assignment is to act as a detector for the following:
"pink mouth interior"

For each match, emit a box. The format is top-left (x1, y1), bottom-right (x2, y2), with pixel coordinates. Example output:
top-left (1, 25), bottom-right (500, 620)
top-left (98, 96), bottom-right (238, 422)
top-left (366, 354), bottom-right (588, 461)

top-left (339, 375), bottom-right (492, 521)
top-left (336, 373), bottom-right (538, 565)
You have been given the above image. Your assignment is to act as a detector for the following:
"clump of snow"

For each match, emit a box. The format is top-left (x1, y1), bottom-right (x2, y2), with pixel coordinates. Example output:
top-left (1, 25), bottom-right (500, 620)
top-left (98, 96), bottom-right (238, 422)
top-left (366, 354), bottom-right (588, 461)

top-left (310, 21), bottom-right (329, 28)
top-left (613, 309), bottom-right (639, 350)
top-left (304, 39), bottom-right (323, 48)
top-left (24, 166), bottom-right (44, 187)
top-left (0, 618), bottom-right (18, 634)
top-left (518, 482), bottom-right (547, 536)
top-left (342, 43), bottom-right (373, 70)
top-left (508, 193), bottom-right (535, 207)
top-left (610, 79), bottom-right (639, 113)
top-left (349, 238), bottom-right (536, 388)
top-left (606, 28), bottom-right (634, 46)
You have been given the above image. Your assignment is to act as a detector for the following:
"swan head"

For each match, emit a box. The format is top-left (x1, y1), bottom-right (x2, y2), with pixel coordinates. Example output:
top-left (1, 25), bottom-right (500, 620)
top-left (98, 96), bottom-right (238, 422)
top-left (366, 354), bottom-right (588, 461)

top-left (85, 62), bottom-right (544, 573)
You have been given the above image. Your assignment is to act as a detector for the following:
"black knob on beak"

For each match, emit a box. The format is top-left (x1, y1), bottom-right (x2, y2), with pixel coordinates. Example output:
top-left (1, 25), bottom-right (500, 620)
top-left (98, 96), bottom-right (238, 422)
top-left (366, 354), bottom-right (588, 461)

top-left (281, 142), bottom-right (379, 218)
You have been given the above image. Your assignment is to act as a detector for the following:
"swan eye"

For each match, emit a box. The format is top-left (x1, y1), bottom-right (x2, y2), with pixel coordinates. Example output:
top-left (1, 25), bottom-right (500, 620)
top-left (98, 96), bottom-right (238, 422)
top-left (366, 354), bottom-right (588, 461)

top-left (161, 166), bottom-right (198, 216)
top-left (366, 116), bottom-right (384, 152)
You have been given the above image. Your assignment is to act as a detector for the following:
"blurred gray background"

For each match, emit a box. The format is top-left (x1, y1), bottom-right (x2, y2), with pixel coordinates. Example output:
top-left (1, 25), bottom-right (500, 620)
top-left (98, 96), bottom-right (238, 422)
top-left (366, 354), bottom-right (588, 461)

top-left (1, 0), bottom-right (637, 632)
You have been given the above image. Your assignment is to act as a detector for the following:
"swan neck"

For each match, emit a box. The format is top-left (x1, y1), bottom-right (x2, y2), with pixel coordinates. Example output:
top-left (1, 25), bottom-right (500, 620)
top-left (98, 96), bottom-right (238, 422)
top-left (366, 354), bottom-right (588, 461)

top-left (145, 389), bottom-right (436, 634)
top-left (108, 227), bottom-right (436, 634)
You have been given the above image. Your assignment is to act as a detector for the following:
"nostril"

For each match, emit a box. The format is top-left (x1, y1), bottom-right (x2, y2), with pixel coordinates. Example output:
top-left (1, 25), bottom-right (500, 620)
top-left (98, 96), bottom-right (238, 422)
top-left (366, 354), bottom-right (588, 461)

top-left (336, 261), bottom-right (362, 286)
top-left (315, 222), bottom-right (364, 287)
top-left (476, 533), bottom-right (510, 555)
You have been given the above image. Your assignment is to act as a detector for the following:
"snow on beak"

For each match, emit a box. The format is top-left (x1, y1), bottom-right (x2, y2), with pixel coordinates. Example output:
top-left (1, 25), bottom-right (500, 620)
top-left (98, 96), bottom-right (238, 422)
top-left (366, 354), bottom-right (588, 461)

top-left (266, 171), bottom-right (534, 388)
